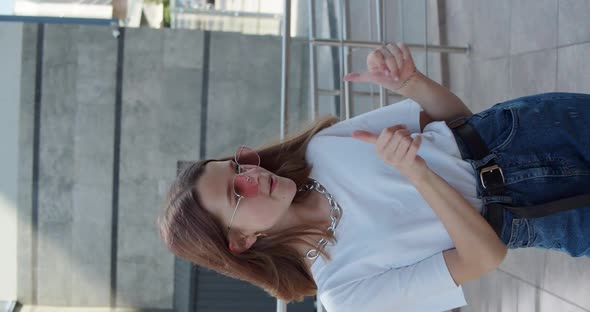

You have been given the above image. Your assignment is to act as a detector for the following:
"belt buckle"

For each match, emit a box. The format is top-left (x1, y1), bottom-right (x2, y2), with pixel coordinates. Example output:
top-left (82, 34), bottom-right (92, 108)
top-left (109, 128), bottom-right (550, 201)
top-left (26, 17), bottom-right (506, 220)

top-left (480, 164), bottom-right (505, 189)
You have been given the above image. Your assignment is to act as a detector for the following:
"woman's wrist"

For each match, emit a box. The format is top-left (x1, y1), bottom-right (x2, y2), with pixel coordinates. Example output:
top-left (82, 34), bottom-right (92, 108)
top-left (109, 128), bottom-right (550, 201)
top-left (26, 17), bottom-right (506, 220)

top-left (390, 70), bottom-right (427, 97)
top-left (406, 166), bottom-right (432, 187)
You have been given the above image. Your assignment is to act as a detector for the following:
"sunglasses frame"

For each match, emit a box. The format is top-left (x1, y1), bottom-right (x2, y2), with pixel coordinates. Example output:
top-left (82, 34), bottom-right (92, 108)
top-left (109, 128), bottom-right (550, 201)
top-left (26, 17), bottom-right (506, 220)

top-left (226, 146), bottom-right (260, 235)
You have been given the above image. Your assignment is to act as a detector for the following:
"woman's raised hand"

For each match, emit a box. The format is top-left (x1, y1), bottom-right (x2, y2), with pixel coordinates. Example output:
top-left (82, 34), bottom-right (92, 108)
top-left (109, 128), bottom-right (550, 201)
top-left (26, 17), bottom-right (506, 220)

top-left (352, 124), bottom-right (429, 182)
top-left (343, 42), bottom-right (419, 94)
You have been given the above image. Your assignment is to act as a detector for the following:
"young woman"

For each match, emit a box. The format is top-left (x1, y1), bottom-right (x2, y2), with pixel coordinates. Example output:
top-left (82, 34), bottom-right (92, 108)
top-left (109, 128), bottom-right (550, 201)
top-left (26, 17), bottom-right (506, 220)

top-left (157, 42), bottom-right (590, 311)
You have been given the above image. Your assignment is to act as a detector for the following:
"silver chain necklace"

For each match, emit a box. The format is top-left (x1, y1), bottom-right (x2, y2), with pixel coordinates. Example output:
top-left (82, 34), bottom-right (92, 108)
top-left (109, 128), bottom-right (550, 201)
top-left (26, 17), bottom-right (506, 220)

top-left (297, 179), bottom-right (342, 260)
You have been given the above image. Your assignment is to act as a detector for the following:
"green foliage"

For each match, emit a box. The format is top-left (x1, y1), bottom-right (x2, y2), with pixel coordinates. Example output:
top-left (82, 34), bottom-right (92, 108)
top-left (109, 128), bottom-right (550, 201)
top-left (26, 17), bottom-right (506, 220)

top-left (163, 0), bottom-right (170, 27)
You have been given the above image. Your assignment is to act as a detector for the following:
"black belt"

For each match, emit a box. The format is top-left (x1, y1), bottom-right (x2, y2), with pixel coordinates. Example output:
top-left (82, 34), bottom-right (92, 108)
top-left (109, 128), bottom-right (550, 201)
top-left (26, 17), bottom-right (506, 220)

top-left (449, 117), bottom-right (590, 239)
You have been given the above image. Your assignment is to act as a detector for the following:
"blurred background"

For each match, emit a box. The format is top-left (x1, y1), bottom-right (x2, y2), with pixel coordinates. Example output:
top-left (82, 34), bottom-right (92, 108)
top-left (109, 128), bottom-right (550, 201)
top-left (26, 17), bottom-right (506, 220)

top-left (1, 0), bottom-right (589, 311)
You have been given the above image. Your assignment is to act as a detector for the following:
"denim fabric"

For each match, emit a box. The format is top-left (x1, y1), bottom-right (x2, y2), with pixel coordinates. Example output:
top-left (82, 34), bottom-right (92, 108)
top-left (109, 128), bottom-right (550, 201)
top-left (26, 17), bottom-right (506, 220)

top-left (450, 92), bottom-right (590, 258)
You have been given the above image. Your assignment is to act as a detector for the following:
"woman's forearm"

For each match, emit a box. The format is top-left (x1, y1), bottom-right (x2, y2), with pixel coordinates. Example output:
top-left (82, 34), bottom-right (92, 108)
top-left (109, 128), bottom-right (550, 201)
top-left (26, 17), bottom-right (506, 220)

top-left (410, 169), bottom-right (507, 269)
top-left (399, 72), bottom-right (473, 122)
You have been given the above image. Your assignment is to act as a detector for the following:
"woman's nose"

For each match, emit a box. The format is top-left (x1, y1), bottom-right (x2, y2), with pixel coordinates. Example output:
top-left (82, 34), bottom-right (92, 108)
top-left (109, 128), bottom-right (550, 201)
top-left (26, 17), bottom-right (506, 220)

top-left (240, 164), bottom-right (258, 173)
top-left (235, 173), bottom-right (259, 197)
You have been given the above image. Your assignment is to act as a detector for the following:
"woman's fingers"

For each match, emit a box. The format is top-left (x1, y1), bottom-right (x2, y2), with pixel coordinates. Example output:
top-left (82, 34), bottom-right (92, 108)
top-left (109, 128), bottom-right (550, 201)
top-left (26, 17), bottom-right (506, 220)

top-left (352, 125), bottom-right (422, 172)
top-left (399, 42), bottom-right (411, 63)
top-left (390, 131), bottom-right (413, 160)
top-left (351, 125), bottom-right (406, 144)
top-left (386, 43), bottom-right (404, 73)
top-left (343, 71), bottom-right (388, 84)
top-left (344, 42), bottom-right (417, 90)
top-left (368, 49), bottom-right (387, 73)
top-left (352, 124), bottom-right (427, 180)
top-left (376, 125), bottom-right (399, 154)
top-left (379, 47), bottom-right (399, 81)
top-left (403, 135), bottom-right (422, 164)
top-left (351, 128), bottom-right (384, 144)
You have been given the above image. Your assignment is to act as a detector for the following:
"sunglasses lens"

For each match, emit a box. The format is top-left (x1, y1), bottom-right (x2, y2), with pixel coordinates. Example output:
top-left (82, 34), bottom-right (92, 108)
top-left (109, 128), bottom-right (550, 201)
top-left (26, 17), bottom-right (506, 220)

top-left (233, 175), bottom-right (259, 198)
top-left (235, 146), bottom-right (260, 167)
top-left (233, 146), bottom-right (260, 198)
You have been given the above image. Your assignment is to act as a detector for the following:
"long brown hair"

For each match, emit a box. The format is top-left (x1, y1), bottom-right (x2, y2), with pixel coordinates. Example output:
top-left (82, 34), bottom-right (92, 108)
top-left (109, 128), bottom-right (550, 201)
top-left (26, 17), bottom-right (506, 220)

top-left (157, 115), bottom-right (340, 302)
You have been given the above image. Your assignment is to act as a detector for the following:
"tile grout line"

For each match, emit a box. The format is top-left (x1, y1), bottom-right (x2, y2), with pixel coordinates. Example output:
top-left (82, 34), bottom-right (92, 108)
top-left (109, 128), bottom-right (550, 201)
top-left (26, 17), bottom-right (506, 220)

top-left (507, 0), bottom-right (513, 99)
top-left (477, 39), bottom-right (590, 63)
top-left (497, 267), bottom-right (590, 312)
top-left (555, 0), bottom-right (560, 91)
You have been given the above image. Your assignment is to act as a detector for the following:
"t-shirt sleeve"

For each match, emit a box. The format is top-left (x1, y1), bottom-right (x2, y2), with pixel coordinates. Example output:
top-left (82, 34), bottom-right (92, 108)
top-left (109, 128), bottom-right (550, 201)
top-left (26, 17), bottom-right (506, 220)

top-left (318, 251), bottom-right (468, 312)
top-left (315, 98), bottom-right (423, 138)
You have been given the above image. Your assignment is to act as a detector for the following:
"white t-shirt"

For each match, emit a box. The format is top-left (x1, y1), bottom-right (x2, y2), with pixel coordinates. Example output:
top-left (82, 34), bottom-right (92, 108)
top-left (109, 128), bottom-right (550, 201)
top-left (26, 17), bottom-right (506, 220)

top-left (306, 98), bottom-right (483, 312)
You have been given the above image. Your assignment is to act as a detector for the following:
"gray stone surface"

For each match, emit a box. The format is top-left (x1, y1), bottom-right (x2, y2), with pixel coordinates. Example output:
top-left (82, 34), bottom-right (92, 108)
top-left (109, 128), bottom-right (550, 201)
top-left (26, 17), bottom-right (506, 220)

top-left (471, 0), bottom-right (511, 59)
top-left (0, 20), bottom-right (22, 303)
top-left (558, 0), bottom-right (590, 46)
top-left (43, 24), bottom-right (78, 67)
top-left (206, 32), bottom-right (309, 158)
top-left (438, 1), bottom-right (590, 311)
top-left (497, 248), bottom-right (548, 287)
top-left (448, 53), bottom-right (471, 102)
top-left (462, 263), bottom-right (590, 312)
top-left (557, 42), bottom-right (590, 94)
top-left (117, 27), bottom-right (173, 309)
top-left (442, 0), bottom-right (472, 47)
top-left (542, 250), bottom-right (590, 310)
top-left (70, 25), bottom-right (117, 306)
top-left (469, 57), bottom-right (511, 111)
top-left (37, 23), bottom-right (78, 304)
top-left (461, 270), bottom-right (520, 312)
top-left (163, 29), bottom-right (204, 69)
top-left (509, 48), bottom-right (557, 99)
top-left (434, 0), bottom-right (472, 105)
top-left (510, 0), bottom-right (559, 55)
top-left (16, 21), bottom-right (37, 305)
top-left (12, 24), bottom-right (311, 309)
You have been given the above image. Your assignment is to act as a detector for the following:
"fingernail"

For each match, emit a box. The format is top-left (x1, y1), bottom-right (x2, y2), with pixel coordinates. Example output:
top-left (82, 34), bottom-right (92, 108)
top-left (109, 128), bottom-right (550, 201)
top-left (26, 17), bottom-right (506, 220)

top-left (394, 76), bottom-right (399, 81)
top-left (384, 70), bottom-right (390, 76)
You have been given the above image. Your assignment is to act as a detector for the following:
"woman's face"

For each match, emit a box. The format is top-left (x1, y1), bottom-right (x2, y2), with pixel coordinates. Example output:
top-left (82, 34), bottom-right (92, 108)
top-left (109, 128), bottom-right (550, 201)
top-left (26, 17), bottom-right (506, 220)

top-left (197, 160), bottom-right (297, 236)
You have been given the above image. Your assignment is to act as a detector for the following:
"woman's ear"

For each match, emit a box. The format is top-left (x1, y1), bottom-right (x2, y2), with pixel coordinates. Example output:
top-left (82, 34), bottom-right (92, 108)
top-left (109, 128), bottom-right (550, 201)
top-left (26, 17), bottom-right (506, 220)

top-left (228, 233), bottom-right (257, 255)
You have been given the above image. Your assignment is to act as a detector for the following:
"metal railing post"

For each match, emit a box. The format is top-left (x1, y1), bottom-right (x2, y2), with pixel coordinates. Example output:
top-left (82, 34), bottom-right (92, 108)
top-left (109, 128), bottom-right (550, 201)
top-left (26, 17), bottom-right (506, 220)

top-left (376, 0), bottom-right (387, 108)
top-left (279, 0), bottom-right (291, 142)
top-left (424, 0), bottom-right (429, 75)
top-left (341, 0), bottom-right (352, 120)
top-left (308, 0), bottom-right (318, 122)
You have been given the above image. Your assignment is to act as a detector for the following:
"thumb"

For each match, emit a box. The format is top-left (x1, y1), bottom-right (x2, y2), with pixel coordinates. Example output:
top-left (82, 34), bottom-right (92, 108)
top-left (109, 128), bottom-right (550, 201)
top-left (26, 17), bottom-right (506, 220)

top-left (343, 71), bottom-right (388, 84)
top-left (351, 130), bottom-right (378, 144)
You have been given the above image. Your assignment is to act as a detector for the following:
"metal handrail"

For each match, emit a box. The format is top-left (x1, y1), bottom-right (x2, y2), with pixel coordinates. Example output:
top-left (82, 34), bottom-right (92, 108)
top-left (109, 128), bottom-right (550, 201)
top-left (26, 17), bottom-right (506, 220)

top-left (318, 88), bottom-right (403, 97)
top-left (376, 0), bottom-right (387, 108)
top-left (279, 0), bottom-right (291, 143)
top-left (174, 8), bottom-right (281, 19)
top-left (310, 38), bottom-right (470, 53)
top-left (340, 0), bottom-right (352, 120)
